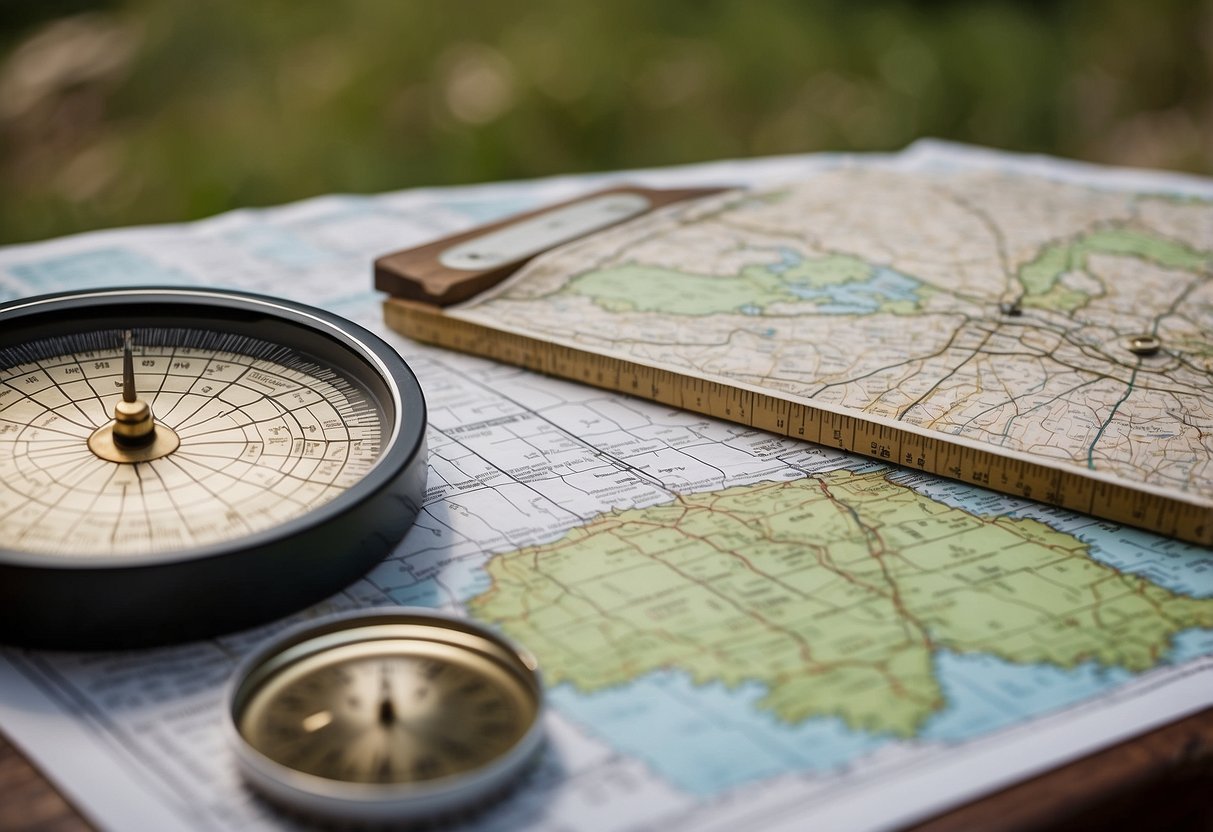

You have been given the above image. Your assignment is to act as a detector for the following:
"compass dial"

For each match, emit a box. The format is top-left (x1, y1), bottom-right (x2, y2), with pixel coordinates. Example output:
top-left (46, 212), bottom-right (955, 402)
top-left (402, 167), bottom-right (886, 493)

top-left (240, 640), bottom-right (534, 783)
top-left (0, 289), bottom-right (428, 648)
top-left (1, 330), bottom-right (385, 557)
top-left (228, 609), bottom-right (545, 824)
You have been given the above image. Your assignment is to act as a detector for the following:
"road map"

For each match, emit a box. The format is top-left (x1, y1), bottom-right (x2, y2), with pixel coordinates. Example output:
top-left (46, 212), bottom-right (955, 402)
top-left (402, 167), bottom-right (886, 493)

top-left (450, 158), bottom-right (1213, 525)
top-left (1, 142), bottom-right (1212, 832)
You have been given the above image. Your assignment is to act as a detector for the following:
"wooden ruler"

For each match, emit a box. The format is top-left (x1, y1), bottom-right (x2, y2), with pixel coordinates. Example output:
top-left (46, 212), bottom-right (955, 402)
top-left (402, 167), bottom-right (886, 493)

top-left (386, 296), bottom-right (1213, 546)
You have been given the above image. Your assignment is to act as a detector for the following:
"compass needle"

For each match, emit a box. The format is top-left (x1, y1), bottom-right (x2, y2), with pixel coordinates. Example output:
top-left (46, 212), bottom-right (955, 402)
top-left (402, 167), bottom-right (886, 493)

top-left (86, 329), bottom-right (181, 464)
top-left (0, 289), bottom-right (427, 648)
top-left (121, 330), bottom-right (136, 404)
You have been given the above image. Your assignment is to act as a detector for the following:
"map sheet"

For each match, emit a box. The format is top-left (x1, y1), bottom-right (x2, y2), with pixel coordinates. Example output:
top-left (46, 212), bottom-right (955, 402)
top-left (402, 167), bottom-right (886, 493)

top-left (1, 142), bottom-right (1212, 832)
top-left (450, 148), bottom-right (1213, 519)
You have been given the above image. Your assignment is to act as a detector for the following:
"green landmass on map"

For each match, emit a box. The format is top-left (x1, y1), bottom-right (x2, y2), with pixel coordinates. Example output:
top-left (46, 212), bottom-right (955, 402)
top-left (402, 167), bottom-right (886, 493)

top-left (469, 472), bottom-right (1213, 737)
top-left (563, 253), bottom-right (924, 316)
top-left (1017, 226), bottom-right (1212, 312)
top-left (563, 224), bottom-right (1210, 320)
top-left (567, 263), bottom-right (799, 315)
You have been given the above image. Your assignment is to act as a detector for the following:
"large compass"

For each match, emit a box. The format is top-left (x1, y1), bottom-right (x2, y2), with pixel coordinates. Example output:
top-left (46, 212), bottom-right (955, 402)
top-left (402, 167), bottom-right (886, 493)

top-left (0, 288), bottom-right (428, 649)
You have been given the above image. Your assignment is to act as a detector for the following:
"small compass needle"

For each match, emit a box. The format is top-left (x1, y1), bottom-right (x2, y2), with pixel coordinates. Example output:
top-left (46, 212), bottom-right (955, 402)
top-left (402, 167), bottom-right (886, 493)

top-left (377, 667), bottom-right (396, 727)
top-left (122, 329), bottom-right (136, 403)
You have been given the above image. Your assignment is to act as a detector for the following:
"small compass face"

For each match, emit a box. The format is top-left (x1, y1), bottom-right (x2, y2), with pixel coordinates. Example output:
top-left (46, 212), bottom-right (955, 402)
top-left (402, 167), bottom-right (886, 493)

top-left (0, 330), bottom-right (385, 557)
top-left (228, 610), bottom-right (545, 824)
top-left (239, 640), bottom-right (536, 784)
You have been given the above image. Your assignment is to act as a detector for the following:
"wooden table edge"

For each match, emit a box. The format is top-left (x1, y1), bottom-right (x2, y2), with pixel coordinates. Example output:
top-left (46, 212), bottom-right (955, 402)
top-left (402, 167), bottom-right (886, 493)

top-left (3, 706), bottom-right (1212, 831)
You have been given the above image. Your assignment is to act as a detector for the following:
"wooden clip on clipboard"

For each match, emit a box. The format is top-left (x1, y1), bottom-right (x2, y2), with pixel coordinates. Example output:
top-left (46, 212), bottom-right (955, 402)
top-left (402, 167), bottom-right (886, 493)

top-left (374, 184), bottom-right (729, 307)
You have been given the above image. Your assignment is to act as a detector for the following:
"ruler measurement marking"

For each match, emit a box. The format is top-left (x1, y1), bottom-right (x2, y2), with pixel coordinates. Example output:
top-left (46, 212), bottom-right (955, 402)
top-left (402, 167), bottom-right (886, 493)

top-left (386, 300), bottom-right (1212, 545)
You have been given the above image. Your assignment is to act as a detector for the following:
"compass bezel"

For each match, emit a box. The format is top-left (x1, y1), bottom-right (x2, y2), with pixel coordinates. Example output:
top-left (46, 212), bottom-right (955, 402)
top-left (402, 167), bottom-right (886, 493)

top-left (0, 288), bottom-right (428, 648)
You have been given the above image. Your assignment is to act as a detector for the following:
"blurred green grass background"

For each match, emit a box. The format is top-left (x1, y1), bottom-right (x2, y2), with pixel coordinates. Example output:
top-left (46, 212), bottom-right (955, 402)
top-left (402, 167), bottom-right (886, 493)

top-left (1, 0), bottom-right (1210, 245)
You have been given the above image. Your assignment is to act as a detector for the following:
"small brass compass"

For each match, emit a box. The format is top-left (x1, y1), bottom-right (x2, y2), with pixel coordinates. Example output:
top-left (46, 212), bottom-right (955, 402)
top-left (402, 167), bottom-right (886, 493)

top-left (227, 608), bottom-right (545, 824)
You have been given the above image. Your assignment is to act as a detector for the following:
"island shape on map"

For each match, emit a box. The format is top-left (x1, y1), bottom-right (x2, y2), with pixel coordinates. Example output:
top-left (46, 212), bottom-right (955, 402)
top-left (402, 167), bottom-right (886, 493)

top-left (449, 168), bottom-right (1213, 515)
top-left (468, 470), bottom-right (1213, 737)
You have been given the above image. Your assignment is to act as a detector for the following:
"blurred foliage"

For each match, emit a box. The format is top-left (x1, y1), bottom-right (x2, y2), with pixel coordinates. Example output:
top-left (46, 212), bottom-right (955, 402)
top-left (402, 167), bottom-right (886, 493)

top-left (0, 0), bottom-right (1210, 244)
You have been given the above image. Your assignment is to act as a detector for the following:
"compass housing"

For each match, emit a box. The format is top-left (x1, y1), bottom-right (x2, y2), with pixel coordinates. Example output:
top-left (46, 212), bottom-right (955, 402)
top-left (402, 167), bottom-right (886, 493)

top-left (0, 288), bottom-right (428, 649)
top-left (226, 608), bottom-right (545, 825)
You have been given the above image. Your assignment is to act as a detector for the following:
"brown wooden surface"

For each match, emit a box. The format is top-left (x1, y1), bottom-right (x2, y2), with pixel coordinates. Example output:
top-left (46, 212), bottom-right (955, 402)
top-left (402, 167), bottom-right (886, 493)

top-left (3, 707), bottom-right (1213, 831)
top-left (373, 184), bottom-right (728, 306)
top-left (0, 732), bottom-right (89, 832)
top-left (911, 706), bottom-right (1213, 832)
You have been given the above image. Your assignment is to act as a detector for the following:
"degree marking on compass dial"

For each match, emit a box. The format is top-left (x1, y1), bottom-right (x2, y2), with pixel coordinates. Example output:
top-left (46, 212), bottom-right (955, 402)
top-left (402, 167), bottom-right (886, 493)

top-left (0, 328), bottom-right (387, 558)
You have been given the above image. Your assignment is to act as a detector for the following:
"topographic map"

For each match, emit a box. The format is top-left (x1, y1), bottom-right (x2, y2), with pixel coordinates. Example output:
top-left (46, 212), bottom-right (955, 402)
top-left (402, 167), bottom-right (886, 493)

top-left (0, 143), bottom-right (1211, 832)
top-left (452, 166), bottom-right (1213, 513)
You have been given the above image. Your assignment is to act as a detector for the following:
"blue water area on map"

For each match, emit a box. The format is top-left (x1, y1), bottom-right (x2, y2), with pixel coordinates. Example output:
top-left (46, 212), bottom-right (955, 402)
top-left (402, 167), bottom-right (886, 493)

top-left (224, 224), bottom-right (342, 268)
top-left (549, 671), bottom-right (888, 795)
top-left (548, 635), bottom-right (1213, 797)
top-left (378, 572), bottom-right (442, 607)
top-left (888, 471), bottom-right (1213, 600)
top-left (8, 247), bottom-right (194, 292)
top-left (322, 290), bottom-right (380, 315)
top-left (918, 651), bottom-right (1132, 742)
top-left (1167, 628), bottom-right (1213, 664)
top-left (766, 247), bottom-right (802, 274)
top-left (443, 555), bottom-right (494, 600)
top-left (379, 554), bottom-right (493, 608)
top-left (441, 196), bottom-right (541, 224)
top-left (1069, 524), bottom-right (1213, 599)
top-left (775, 261), bottom-right (923, 314)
